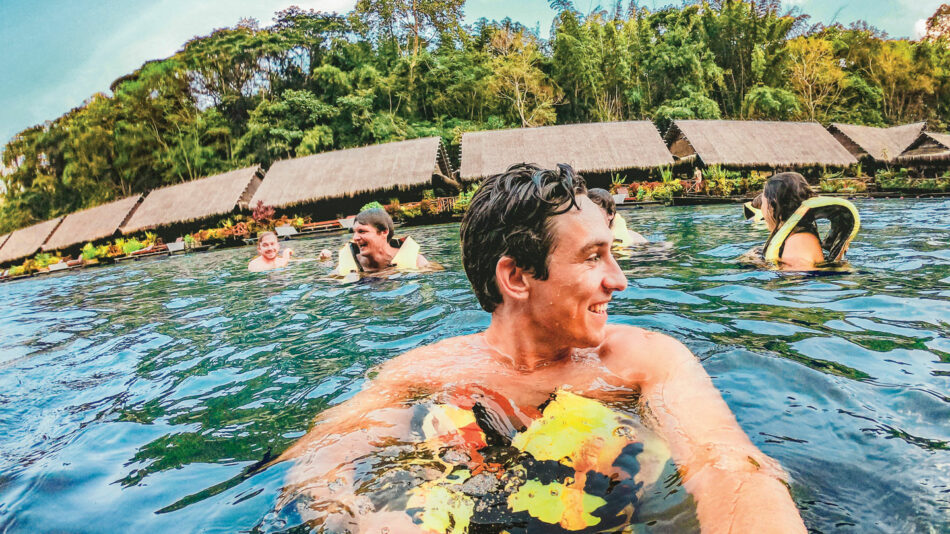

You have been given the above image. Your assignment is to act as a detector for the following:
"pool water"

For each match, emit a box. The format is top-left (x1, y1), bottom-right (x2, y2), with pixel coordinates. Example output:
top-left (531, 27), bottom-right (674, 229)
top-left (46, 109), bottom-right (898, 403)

top-left (0, 199), bottom-right (948, 533)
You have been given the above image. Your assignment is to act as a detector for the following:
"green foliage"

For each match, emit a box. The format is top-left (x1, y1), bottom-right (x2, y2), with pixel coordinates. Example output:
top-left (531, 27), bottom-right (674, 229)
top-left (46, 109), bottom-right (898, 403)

top-left (658, 166), bottom-right (674, 184)
top-left (3, 2), bottom-right (950, 234)
top-left (876, 168), bottom-right (950, 191)
top-left (121, 238), bottom-right (146, 255)
top-left (81, 242), bottom-right (99, 260)
top-left (452, 184), bottom-right (479, 213)
top-left (361, 201), bottom-right (385, 212)
top-left (742, 85), bottom-right (799, 120)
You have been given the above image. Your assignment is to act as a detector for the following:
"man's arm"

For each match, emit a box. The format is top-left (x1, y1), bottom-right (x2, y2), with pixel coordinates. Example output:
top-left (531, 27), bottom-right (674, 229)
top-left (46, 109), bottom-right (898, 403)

top-left (275, 352), bottom-right (435, 532)
top-left (609, 329), bottom-right (806, 534)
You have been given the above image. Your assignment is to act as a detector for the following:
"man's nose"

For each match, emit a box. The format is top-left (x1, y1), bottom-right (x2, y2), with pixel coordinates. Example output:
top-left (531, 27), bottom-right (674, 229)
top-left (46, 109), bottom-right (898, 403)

top-left (604, 254), bottom-right (628, 292)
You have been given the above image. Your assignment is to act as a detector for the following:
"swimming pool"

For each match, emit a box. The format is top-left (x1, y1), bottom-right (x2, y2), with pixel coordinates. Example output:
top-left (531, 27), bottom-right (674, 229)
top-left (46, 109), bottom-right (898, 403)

top-left (0, 199), bottom-right (947, 532)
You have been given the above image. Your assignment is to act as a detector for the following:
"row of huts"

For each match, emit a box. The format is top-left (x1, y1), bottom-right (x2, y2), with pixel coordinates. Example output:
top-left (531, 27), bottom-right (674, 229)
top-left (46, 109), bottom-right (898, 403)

top-left (2, 119), bottom-right (948, 267)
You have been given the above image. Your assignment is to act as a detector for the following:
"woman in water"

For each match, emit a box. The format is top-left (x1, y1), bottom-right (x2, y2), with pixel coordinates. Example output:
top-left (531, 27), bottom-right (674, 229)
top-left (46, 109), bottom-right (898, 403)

top-left (760, 172), bottom-right (832, 270)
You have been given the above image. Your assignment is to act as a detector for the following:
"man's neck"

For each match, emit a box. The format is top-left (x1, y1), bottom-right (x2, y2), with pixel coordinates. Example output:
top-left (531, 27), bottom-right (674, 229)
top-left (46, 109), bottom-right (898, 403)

top-left (483, 306), bottom-right (573, 372)
top-left (361, 243), bottom-right (398, 270)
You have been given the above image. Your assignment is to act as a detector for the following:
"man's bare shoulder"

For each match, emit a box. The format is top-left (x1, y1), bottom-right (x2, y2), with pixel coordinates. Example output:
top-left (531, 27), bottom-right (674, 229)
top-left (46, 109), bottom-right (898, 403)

top-left (603, 324), bottom-right (687, 352)
top-left (600, 324), bottom-right (696, 381)
top-left (374, 334), bottom-right (482, 381)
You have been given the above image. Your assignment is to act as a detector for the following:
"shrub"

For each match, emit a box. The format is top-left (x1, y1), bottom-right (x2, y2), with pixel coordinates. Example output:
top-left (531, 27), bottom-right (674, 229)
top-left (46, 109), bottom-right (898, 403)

top-left (121, 238), bottom-right (146, 255)
top-left (81, 243), bottom-right (99, 261)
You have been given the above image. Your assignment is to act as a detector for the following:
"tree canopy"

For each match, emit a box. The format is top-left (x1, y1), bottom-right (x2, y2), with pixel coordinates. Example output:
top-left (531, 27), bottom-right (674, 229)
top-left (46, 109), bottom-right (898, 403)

top-left (3, 0), bottom-right (950, 233)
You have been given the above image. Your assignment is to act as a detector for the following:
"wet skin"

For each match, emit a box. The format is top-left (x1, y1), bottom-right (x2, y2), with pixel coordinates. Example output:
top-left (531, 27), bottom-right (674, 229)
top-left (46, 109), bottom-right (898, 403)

top-left (278, 196), bottom-right (806, 533)
top-left (761, 196), bottom-right (825, 270)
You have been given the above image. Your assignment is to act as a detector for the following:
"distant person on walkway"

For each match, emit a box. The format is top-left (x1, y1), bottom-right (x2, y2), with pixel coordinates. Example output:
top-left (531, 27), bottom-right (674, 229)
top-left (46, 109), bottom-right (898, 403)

top-left (319, 208), bottom-right (429, 273)
top-left (587, 188), bottom-right (648, 246)
top-left (690, 167), bottom-right (704, 193)
top-left (759, 172), bottom-right (859, 270)
top-left (248, 232), bottom-right (293, 272)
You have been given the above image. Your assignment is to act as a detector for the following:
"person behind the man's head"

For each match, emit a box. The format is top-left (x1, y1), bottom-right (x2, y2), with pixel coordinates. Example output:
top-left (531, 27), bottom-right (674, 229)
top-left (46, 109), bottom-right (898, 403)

top-left (248, 231), bottom-right (293, 272)
top-left (276, 163), bottom-right (806, 533)
top-left (319, 207), bottom-right (429, 273)
top-left (587, 187), bottom-right (648, 245)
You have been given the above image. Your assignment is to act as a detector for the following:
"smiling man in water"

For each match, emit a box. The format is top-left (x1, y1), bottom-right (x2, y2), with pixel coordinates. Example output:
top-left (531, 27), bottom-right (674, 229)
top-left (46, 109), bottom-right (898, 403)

top-left (248, 232), bottom-right (293, 272)
top-left (277, 164), bottom-right (806, 533)
top-left (319, 208), bottom-right (429, 273)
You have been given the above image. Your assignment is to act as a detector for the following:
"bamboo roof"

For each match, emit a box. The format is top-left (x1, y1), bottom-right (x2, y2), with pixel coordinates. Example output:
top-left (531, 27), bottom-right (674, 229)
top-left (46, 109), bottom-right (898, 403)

top-left (251, 138), bottom-right (452, 209)
top-left (666, 120), bottom-right (858, 168)
top-left (828, 122), bottom-right (926, 162)
top-left (121, 166), bottom-right (261, 234)
top-left (897, 131), bottom-right (950, 162)
top-left (0, 217), bottom-right (64, 265)
top-left (459, 122), bottom-right (673, 180)
top-left (0, 233), bottom-right (9, 250)
top-left (42, 195), bottom-right (142, 251)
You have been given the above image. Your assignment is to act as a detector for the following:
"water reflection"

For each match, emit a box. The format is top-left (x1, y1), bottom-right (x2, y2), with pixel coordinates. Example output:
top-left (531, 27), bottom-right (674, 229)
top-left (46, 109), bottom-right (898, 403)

top-left (0, 203), bottom-right (946, 532)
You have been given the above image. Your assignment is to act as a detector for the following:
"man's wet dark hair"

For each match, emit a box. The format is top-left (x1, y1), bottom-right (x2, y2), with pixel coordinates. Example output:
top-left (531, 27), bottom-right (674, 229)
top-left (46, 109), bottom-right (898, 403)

top-left (586, 188), bottom-right (616, 219)
top-left (460, 163), bottom-right (587, 312)
top-left (355, 208), bottom-right (397, 245)
top-left (763, 172), bottom-right (814, 227)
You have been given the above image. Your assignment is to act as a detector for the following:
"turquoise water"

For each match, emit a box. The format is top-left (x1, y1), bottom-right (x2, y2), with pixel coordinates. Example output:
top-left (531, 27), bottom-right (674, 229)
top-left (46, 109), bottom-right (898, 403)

top-left (0, 199), bottom-right (948, 532)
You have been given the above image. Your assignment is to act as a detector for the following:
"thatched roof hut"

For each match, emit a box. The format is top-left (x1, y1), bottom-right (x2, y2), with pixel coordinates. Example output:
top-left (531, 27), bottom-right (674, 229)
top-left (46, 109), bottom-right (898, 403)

top-left (121, 166), bottom-right (261, 234)
top-left (459, 122), bottom-right (673, 180)
top-left (0, 233), bottom-right (9, 250)
top-left (666, 120), bottom-right (858, 168)
top-left (250, 138), bottom-right (452, 209)
top-left (828, 122), bottom-right (926, 162)
top-left (42, 195), bottom-right (142, 251)
top-left (0, 217), bottom-right (64, 265)
top-left (897, 132), bottom-right (950, 162)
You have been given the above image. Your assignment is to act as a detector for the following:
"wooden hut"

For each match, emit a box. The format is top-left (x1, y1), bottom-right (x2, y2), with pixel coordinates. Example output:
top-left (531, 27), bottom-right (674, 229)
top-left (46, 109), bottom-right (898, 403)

top-left (459, 122), bottom-right (673, 181)
top-left (120, 166), bottom-right (261, 235)
top-left (827, 122), bottom-right (926, 163)
top-left (42, 195), bottom-right (142, 252)
top-left (666, 120), bottom-right (857, 168)
top-left (897, 132), bottom-right (950, 163)
top-left (0, 217), bottom-right (64, 266)
top-left (250, 137), bottom-right (453, 209)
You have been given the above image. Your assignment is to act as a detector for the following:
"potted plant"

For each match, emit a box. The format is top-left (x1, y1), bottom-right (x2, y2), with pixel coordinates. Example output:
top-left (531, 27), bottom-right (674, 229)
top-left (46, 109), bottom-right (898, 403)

top-left (610, 173), bottom-right (629, 201)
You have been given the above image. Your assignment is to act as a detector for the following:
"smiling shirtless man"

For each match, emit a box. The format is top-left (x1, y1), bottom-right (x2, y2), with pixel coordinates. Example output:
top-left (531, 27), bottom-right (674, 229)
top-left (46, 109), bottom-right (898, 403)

top-left (277, 164), bottom-right (806, 533)
top-left (248, 232), bottom-right (293, 272)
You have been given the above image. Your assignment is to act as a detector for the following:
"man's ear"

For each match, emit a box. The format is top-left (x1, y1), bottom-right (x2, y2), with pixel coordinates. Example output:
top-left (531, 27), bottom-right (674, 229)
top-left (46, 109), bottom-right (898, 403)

top-left (495, 256), bottom-right (531, 304)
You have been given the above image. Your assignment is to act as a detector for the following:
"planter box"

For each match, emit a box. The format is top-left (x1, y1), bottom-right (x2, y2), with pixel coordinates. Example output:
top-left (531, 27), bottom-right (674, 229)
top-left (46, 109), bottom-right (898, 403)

top-left (48, 262), bottom-right (69, 272)
top-left (612, 193), bottom-right (626, 205)
top-left (167, 241), bottom-right (185, 253)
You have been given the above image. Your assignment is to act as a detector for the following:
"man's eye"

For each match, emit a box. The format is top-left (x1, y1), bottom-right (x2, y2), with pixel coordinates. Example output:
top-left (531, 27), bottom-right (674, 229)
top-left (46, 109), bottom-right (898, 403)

top-left (586, 254), bottom-right (600, 262)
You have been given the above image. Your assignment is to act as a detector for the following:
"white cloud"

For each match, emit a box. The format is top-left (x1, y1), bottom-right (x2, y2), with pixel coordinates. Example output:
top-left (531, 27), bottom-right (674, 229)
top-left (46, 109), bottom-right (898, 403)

top-left (913, 17), bottom-right (928, 40)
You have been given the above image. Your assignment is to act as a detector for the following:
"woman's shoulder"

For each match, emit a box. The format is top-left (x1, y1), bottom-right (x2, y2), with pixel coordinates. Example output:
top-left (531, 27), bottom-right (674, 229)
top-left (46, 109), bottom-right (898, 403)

top-left (782, 232), bottom-right (824, 265)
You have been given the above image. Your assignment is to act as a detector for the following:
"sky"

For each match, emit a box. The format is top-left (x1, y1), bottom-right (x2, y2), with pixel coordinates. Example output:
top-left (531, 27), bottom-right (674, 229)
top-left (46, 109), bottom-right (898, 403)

top-left (0, 0), bottom-right (946, 147)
